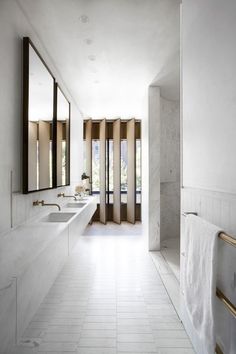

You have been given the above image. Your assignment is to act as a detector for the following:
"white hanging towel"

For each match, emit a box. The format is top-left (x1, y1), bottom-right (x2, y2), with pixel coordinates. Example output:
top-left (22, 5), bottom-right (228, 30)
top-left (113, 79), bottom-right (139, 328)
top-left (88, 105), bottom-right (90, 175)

top-left (183, 214), bottom-right (221, 354)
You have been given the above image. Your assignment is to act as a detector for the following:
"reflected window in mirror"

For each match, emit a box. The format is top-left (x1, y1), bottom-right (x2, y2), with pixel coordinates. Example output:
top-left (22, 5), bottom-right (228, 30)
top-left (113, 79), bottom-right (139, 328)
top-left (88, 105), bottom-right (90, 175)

top-left (56, 85), bottom-right (70, 187)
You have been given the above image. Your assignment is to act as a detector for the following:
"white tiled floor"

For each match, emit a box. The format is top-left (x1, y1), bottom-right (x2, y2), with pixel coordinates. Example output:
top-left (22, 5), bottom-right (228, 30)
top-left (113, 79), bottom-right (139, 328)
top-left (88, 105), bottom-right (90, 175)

top-left (15, 222), bottom-right (194, 354)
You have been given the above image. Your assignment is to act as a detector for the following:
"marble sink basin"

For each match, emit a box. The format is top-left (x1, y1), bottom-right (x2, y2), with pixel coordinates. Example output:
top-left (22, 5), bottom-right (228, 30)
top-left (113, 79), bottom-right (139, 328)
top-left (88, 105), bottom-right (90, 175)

top-left (66, 202), bottom-right (86, 208)
top-left (41, 212), bottom-right (76, 223)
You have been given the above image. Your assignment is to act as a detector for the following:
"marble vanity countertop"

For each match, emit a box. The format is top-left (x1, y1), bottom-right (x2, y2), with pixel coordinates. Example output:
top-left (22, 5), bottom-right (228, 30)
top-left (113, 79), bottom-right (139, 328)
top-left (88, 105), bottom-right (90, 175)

top-left (0, 196), bottom-right (96, 290)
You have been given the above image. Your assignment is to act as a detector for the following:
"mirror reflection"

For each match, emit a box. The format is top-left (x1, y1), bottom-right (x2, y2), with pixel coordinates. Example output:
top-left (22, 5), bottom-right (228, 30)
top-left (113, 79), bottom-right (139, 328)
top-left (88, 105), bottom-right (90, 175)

top-left (56, 86), bottom-right (70, 186)
top-left (28, 43), bottom-right (54, 191)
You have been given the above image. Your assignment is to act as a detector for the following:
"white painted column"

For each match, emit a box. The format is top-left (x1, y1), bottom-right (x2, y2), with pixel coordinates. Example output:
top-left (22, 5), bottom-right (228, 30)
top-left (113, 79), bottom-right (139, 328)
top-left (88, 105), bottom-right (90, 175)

top-left (148, 86), bottom-right (161, 251)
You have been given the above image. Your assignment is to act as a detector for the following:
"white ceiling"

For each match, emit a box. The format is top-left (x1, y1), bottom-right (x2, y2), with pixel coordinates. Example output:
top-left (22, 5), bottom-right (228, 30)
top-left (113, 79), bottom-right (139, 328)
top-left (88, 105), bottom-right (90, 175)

top-left (18, 0), bottom-right (180, 119)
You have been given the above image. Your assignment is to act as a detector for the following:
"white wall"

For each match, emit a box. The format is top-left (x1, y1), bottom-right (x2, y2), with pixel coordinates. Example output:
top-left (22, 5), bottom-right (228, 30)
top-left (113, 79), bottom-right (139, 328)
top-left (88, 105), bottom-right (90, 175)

top-left (182, 1), bottom-right (236, 353)
top-left (181, 187), bottom-right (236, 353)
top-left (0, 0), bottom-right (83, 236)
top-left (182, 0), bottom-right (236, 194)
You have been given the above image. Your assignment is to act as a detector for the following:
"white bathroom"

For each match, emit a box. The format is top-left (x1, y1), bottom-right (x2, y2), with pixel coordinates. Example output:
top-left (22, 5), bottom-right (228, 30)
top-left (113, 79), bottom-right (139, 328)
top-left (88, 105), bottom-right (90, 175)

top-left (0, 1), bottom-right (235, 354)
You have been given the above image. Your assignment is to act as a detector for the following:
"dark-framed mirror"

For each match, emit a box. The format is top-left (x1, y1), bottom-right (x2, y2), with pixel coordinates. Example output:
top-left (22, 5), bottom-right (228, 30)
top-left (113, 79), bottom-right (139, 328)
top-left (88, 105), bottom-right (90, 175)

top-left (55, 84), bottom-right (70, 187)
top-left (23, 37), bottom-right (56, 193)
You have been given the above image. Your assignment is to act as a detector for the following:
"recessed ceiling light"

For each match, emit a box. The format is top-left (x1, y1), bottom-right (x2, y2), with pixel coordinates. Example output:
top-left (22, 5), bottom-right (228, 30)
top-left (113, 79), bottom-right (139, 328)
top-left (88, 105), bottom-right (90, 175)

top-left (85, 38), bottom-right (93, 45)
top-left (79, 15), bottom-right (89, 23)
top-left (88, 55), bottom-right (96, 61)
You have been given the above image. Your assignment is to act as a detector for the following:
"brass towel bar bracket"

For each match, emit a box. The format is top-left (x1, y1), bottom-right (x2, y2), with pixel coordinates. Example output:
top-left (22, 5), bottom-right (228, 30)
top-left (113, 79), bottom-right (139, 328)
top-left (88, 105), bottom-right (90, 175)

top-left (218, 231), bottom-right (236, 247)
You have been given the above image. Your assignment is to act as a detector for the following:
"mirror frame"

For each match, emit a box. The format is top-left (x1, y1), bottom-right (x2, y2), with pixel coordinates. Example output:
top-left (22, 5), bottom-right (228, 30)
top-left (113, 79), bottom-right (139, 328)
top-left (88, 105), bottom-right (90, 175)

top-left (55, 83), bottom-right (71, 188)
top-left (23, 37), bottom-right (56, 193)
top-left (22, 37), bottom-right (71, 193)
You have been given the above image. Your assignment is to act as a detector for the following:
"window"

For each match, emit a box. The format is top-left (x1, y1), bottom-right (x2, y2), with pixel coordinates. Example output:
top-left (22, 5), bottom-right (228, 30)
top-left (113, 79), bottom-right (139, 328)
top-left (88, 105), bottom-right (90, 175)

top-left (83, 140), bottom-right (86, 173)
top-left (83, 119), bottom-right (141, 221)
top-left (136, 139), bottom-right (141, 204)
top-left (121, 140), bottom-right (128, 204)
top-left (61, 141), bottom-right (66, 186)
top-left (107, 140), bottom-right (114, 203)
top-left (49, 140), bottom-right (53, 188)
top-left (92, 140), bottom-right (100, 203)
top-left (36, 140), bottom-right (39, 190)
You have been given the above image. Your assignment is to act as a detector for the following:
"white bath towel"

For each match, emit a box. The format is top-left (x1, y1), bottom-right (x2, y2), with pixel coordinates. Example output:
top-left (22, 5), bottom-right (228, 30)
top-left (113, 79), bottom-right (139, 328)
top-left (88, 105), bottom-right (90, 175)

top-left (183, 214), bottom-right (221, 354)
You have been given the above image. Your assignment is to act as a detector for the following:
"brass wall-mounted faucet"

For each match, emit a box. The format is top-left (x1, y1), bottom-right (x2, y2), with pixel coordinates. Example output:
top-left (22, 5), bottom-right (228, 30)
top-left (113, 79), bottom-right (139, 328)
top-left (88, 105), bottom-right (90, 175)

top-left (57, 192), bottom-right (77, 201)
top-left (33, 200), bottom-right (61, 211)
